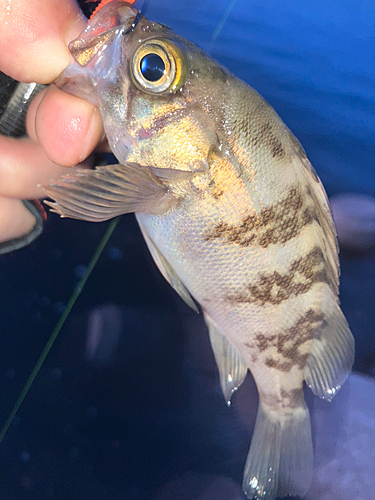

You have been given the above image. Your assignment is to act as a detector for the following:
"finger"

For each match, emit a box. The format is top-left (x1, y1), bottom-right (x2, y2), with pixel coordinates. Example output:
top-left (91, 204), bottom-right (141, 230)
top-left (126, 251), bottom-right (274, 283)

top-left (0, 135), bottom-right (93, 199)
top-left (0, 0), bottom-right (86, 83)
top-left (0, 197), bottom-right (36, 244)
top-left (28, 85), bottom-right (104, 167)
top-left (28, 87), bottom-right (111, 155)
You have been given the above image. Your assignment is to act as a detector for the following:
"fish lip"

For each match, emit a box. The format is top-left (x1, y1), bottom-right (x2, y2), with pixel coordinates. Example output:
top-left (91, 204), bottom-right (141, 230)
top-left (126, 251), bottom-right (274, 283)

top-left (55, 1), bottom-right (139, 99)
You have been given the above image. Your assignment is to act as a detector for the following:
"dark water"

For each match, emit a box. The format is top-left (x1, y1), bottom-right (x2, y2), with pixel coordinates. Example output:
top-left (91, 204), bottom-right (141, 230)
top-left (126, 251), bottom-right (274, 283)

top-left (0, 1), bottom-right (374, 499)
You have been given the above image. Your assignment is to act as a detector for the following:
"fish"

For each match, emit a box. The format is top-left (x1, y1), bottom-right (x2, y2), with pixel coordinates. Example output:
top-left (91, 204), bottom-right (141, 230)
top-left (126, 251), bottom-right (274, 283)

top-left (44, 1), bottom-right (355, 499)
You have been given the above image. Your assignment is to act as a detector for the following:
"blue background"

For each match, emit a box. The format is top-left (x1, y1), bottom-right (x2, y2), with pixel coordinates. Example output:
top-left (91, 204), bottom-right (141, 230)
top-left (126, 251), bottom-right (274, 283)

top-left (0, 1), bottom-right (374, 498)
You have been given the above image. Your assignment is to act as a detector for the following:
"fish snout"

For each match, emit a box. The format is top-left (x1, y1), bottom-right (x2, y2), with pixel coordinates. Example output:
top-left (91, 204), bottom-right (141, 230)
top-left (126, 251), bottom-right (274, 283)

top-left (54, 1), bottom-right (139, 105)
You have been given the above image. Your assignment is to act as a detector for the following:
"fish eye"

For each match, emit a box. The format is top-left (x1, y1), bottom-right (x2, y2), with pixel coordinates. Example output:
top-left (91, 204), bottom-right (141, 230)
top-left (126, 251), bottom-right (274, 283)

top-left (131, 39), bottom-right (187, 94)
top-left (140, 53), bottom-right (165, 82)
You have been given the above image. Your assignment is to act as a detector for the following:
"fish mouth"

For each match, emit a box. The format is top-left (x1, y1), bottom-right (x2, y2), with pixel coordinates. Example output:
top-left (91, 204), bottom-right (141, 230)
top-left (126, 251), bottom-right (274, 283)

top-left (68, 1), bottom-right (139, 66)
top-left (55, 1), bottom-right (139, 106)
top-left (54, 0), bottom-right (163, 164)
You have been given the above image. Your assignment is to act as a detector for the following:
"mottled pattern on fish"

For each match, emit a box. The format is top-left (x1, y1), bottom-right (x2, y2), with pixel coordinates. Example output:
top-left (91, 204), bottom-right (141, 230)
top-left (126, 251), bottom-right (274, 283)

top-left (204, 185), bottom-right (317, 248)
top-left (225, 247), bottom-right (331, 305)
top-left (46, 3), bottom-right (355, 499)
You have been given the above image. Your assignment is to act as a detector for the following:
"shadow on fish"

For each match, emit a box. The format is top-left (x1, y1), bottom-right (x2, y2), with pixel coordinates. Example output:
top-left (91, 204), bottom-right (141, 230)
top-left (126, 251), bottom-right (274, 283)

top-left (44, 1), bottom-right (355, 499)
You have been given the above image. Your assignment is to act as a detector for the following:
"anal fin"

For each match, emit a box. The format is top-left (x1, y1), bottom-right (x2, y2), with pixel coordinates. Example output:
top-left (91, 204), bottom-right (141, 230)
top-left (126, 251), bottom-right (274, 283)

top-left (304, 303), bottom-right (355, 401)
top-left (204, 313), bottom-right (248, 405)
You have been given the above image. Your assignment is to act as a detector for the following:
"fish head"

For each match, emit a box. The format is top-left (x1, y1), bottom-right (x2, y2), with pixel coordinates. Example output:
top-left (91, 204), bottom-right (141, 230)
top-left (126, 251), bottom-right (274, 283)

top-left (56, 0), bottom-right (229, 170)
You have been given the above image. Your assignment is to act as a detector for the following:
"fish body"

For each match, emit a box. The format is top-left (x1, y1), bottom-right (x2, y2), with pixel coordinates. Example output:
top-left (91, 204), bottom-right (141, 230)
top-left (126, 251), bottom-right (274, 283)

top-left (47, 2), bottom-right (355, 499)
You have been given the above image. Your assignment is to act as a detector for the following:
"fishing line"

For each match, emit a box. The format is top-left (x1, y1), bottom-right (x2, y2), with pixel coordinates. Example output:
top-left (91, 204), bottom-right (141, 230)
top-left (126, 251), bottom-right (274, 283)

top-left (208, 0), bottom-right (238, 53)
top-left (0, 216), bottom-right (120, 444)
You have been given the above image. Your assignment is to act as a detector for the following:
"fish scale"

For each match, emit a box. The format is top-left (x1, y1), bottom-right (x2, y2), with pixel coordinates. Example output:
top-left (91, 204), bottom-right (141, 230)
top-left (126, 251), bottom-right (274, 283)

top-left (45, 2), bottom-right (354, 499)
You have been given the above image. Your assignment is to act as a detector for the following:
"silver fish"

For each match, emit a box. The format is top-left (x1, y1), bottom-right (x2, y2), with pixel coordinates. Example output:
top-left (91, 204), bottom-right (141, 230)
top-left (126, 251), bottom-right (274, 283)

top-left (45, 2), bottom-right (355, 498)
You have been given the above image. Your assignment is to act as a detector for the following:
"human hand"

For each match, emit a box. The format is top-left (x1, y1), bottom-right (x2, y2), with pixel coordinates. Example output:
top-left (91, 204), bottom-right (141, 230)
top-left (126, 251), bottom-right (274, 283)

top-left (0, 0), bottom-right (104, 246)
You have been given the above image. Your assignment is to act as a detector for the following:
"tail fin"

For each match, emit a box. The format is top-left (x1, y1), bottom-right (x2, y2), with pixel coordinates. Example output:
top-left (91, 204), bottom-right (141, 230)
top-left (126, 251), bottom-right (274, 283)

top-left (242, 403), bottom-right (313, 500)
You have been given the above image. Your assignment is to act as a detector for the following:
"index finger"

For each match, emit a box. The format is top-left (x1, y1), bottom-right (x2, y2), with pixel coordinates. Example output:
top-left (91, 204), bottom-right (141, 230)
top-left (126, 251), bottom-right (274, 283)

top-left (0, 0), bottom-right (86, 83)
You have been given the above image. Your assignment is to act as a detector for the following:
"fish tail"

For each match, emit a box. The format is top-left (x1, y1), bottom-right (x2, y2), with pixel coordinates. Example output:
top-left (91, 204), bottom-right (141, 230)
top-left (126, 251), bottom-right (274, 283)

top-left (242, 402), bottom-right (313, 500)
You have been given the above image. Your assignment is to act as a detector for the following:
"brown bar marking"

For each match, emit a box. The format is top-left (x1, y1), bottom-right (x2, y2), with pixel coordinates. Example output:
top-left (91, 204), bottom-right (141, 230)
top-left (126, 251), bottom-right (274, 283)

top-left (226, 246), bottom-right (329, 306)
top-left (204, 185), bottom-right (317, 248)
top-left (261, 309), bottom-right (324, 372)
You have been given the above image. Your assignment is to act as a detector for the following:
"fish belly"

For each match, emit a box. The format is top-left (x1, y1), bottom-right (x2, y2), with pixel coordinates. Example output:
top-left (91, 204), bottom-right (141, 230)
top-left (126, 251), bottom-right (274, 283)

top-left (136, 199), bottom-right (330, 368)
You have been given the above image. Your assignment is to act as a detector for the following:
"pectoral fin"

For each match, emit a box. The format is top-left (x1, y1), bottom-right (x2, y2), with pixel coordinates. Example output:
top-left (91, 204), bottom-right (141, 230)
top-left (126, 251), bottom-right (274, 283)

top-left (138, 226), bottom-right (199, 313)
top-left (44, 163), bottom-right (184, 222)
top-left (204, 313), bottom-right (248, 405)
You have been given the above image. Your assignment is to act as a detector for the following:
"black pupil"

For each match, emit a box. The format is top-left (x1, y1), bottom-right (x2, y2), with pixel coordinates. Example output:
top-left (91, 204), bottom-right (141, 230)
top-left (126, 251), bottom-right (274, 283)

top-left (140, 54), bottom-right (165, 82)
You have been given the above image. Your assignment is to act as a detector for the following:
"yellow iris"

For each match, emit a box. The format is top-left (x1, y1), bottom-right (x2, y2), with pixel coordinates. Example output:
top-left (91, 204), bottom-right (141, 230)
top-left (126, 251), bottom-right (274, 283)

top-left (130, 38), bottom-right (188, 94)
